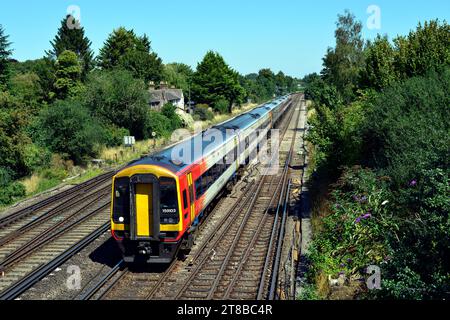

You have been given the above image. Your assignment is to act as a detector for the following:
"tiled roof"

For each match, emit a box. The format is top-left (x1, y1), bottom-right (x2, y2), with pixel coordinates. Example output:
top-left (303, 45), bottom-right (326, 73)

top-left (149, 89), bottom-right (183, 103)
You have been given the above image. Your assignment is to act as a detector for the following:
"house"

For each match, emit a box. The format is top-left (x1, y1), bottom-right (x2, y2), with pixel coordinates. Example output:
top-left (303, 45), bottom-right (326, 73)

top-left (149, 81), bottom-right (185, 111)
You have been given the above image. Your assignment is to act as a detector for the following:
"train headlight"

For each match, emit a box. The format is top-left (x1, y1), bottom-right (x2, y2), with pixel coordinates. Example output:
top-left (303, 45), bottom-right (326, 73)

top-left (118, 217), bottom-right (125, 223)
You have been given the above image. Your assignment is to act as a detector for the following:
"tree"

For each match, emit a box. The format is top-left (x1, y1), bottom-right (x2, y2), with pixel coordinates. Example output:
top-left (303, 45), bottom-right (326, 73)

top-left (10, 58), bottom-right (56, 103)
top-left (53, 50), bottom-right (83, 100)
top-left (47, 15), bottom-right (94, 80)
top-left (163, 63), bottom-right (194, 94)
top-left (98, 27), bottom-right (138, 69)
top-left (120, 49), bottom-right (163, 83)
top-left (394, 20), bottom-right (450, 79)
top-left (33, 99), bottom-right (103, 164)
top-left (83, 69), bottom-right (150, 138)
top-left (0, 92), bottom-right (40, 177)
top-left (10, 72), bottom-right (44, 109)
top-left (321, 10), bottom-right (365, 102)
top-left (192, 51), bottom-right (245, 113)
top-left (275, 71), bottom-right (287, 95)
top-left (0, 24), bottom-right (12, 89)
top-left (97, 27), bottom-right (163, 83)
top-left (257, 68), bottom-right (277, 99)
top-left (359, 35), bottom-right (397, 91)
top-left (161, 103), bottom-right (183, 131)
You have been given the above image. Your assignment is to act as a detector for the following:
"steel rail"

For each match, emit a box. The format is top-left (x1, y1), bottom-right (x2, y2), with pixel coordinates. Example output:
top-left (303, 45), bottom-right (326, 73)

top-left (0, 202), bottom-right (110, 271)
top-left (0, 222), bottom-right (110, 300)
top-left (268, 179), bottom-right (292, 300)
top-left (221, 156), bottom-right (290, 299)
top-left (0, 187), bottom-right (110, 248)
top-left (0, 171), bottom-right (114, 229)
top-left (172, 176), bottom-right (264, 299)
top-left (257, 96), bottom-right (301, 300)
top-left (205, 167), bottom-right (274, 299)
top-left (77, 259), bottom-right (126, 300)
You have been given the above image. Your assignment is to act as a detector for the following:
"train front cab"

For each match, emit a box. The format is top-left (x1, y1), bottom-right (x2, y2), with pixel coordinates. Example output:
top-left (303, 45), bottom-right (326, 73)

top-left (111, 165), bottom-right (188, 264)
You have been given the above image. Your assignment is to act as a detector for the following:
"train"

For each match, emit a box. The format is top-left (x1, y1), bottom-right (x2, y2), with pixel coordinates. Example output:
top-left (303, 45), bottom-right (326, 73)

top-left (110, 95), bottom-right (292, 263)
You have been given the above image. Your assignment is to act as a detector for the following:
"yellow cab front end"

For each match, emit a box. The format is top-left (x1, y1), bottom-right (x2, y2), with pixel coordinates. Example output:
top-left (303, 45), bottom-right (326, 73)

top-left (110, 165), bottom-right (183, 264)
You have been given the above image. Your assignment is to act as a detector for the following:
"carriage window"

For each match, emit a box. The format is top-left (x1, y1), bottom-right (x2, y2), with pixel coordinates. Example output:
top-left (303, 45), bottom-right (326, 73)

top-left (160, 178), bottom-right (179, 224)
top-left (195, 177), bottom-right (202, 198)
top-left (182, 190), bottom-right (188, 210)
top-left (113, 177), bottom-right (130, 224)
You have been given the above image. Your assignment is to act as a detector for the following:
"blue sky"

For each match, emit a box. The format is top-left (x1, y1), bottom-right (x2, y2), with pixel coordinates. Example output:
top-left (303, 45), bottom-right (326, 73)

top-left (1, 0), bottom-right (449, 78)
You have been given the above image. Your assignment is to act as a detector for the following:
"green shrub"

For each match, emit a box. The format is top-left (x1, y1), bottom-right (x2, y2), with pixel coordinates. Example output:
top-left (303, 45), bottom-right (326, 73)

top-left (161, 103), bottom-right (183, 131)
top-left (193, 104), bottom-right (214, 121)
top-left (213, 98), bottom-right (229, 114)
top-left (33, 99), bottom-right (103, 164)
top-left (40, 167), bottom-right (67, 181)
top-left (373, 167), bottom-right (450, 300)
top-left (22, 143), bottom-right (51, 172)
top-left (307, 167), bottom-right (391, 281)
top-left (145, 110), bottom-right (172, 138)
top-left (364, 69), bottom-right (450, 188)
top-left (306, 98), bottom-right (365, 172)
top-left (0, 167), bottom-right (26, 205)
top-left (102, 125), bottom-right (130, 147)
top-left (83, 69), bottom-right (149, 138)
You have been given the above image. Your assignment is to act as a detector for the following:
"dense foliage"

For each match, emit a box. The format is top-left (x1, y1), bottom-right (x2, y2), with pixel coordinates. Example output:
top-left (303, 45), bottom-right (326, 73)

top-left (163, 63), bottom-right (194, 96)
top-left (53, 50), bottom-right (83, 100)
top-left (32, 100), bottom-right (103, 164)
top-left (191, 51), bottom-right (245, 113)
top-left (83, 69), bottom-right (150, 139)
top-left (47, 15), bottom-right (94, 79)
top-left (304, 15), bottom-right (449, 300)
top-left (97, 27), bottom-right (163, 83)
top-left (241, 69), bottom-right (298, 103)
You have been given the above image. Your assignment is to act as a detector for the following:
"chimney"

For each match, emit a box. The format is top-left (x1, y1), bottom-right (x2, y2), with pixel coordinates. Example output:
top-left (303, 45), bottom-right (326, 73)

top-left (160, 81), bottom-right (168, 89)
top-left (149, 81), bottom-right (155, 90)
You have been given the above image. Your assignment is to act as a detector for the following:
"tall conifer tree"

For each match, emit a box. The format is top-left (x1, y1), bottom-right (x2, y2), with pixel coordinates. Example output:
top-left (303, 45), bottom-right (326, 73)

top-left (47, 15), bottom-right (93, 80)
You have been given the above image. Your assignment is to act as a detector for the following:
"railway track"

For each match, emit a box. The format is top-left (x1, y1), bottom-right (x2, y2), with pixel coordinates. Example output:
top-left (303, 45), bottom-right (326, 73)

top-left (0, 169), bottom-right (118, 298)
top-left (0, 222), bottom-right (110, 300)
top-left (0, 199), bottom-right (110, 295)
top-left (168, 97), bottom-right (301, 300)
top-left (0, 171), bottom-right (114, 232)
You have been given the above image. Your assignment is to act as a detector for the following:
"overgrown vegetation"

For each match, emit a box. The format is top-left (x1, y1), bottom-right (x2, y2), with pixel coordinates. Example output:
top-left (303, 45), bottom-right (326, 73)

top-left (303, 12), bottom-right (449, 300)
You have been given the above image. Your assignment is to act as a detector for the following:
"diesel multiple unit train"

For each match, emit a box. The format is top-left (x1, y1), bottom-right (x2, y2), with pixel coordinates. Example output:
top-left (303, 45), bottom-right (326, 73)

top-left (111, 95), bottom-right (291, 263)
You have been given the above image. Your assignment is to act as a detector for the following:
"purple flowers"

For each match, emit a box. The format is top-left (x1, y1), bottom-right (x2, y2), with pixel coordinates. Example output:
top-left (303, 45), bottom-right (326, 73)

top-left (353, 194), bottom-right (368, 203)
top-left (355, 212), bottom-right (372, 224)
top-left (362, 213), bottom-right (372, 219)
top-left (409, 179), bottom-right (417, 187)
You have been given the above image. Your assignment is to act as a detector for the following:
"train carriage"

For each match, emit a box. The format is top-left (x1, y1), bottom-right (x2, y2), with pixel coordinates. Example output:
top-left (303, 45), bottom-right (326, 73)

top-left (111, 95), bottom-right (291, 263)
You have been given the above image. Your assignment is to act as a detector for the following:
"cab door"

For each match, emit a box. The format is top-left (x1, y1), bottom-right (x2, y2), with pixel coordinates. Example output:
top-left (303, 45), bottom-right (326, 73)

top-left (187, 173), bottom-right (196, 222)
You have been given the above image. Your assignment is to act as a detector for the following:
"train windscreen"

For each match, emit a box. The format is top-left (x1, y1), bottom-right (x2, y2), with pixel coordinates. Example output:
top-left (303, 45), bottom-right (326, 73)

top-left (160, 177), bottom-right (179, 224)
top-left (113, 177), bottom-right (130, 224)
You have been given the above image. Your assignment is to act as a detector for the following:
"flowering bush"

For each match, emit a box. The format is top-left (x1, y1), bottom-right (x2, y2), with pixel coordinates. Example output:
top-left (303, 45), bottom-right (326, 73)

top-left (308, 167), bottom-right (392, 284)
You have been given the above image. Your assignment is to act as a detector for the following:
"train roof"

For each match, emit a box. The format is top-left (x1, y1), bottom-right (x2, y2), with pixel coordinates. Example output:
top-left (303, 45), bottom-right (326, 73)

top-left (126, 96), bottom-right (289, 173)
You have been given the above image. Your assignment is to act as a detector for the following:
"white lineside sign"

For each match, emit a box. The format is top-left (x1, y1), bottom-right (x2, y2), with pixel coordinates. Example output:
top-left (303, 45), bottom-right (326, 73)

top-left (124, 136), bottom-right (136, 147)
